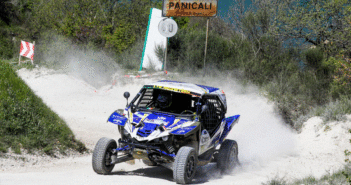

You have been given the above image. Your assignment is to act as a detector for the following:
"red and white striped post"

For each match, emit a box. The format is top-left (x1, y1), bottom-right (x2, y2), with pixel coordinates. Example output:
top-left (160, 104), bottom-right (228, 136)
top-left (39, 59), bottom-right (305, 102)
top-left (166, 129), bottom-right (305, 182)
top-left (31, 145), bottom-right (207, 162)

top-left (19, 40), bottom-right (35, 65)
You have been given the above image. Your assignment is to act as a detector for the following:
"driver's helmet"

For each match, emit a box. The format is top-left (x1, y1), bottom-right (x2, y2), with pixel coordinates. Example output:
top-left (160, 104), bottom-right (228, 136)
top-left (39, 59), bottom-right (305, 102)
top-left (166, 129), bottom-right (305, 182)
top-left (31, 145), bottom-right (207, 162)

top-left (156, 91), bottom-right (172, 109)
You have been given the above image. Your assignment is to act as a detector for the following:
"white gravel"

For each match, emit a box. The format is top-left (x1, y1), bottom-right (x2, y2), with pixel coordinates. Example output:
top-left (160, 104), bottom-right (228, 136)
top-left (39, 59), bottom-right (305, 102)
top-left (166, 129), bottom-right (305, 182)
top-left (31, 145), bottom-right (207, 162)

top-left (0, 67), bottom-right (350, 185)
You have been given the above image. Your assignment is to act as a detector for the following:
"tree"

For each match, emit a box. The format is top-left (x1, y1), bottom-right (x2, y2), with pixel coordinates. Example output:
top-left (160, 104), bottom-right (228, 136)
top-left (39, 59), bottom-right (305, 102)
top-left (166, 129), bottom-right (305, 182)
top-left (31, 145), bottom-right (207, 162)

top-left (0, 0), bottom-right (11, 25)
top-left (274, 0), bottom-right (351, 56)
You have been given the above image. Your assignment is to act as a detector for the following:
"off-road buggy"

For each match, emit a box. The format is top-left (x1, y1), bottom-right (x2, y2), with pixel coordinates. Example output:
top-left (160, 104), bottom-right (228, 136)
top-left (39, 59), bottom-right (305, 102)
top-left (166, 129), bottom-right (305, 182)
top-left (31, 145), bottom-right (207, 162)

top-left (92, 80), bottom-right (240, 184)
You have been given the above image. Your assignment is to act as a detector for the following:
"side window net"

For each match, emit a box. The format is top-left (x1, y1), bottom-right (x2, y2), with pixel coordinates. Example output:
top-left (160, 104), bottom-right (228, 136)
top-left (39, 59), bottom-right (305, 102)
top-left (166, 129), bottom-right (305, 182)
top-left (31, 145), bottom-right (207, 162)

top-left (137, 89), bottom-right (154, 108)
top-left (201, 96), bottom-right (225, 134)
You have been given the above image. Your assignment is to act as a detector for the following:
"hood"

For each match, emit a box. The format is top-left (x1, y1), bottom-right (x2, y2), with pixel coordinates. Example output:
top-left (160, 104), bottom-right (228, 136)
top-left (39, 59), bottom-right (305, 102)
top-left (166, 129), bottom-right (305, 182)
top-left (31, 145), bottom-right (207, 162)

top-left (109, 111), bottom-right (197, 140)
top-left (132, 112), bottom-right (190, 131)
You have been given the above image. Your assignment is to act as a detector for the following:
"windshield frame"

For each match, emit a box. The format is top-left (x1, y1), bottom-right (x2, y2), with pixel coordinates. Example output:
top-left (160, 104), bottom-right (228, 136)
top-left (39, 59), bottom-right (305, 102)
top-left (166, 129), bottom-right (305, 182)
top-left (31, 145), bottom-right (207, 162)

top-left (130, 87), bottom-right (201, 120)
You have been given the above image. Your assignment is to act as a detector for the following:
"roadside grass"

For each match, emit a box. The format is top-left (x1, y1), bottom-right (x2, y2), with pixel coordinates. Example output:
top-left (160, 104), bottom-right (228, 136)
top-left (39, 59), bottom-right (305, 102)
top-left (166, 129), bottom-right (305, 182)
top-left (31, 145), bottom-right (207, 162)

top-left (318, 96), bottom-right (351, 123)
top-left (263, 164), bottom-right (351, 185)
top-left (0, 60), bottom-right (86, 155)
top-left (292, 96), bottom-right (351, 130)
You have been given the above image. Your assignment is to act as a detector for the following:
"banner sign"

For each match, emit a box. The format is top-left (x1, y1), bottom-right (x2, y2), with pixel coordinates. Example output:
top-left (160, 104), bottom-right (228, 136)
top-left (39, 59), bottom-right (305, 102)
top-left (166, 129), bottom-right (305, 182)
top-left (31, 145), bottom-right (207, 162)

top-left (162, 0), bottom-right (218, 17)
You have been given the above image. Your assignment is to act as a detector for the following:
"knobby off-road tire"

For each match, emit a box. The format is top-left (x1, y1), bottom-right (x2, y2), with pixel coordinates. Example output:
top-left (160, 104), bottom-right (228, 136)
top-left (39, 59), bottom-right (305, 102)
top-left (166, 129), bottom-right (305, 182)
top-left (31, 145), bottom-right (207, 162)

top-left (217, 139), bottom-right (239, 174)
top-left (173, 146), bottom-right (197, 184)
top-left (92, 137), bottom-right (117, 174)
top-left (142, 159), bottom-right (157, 166)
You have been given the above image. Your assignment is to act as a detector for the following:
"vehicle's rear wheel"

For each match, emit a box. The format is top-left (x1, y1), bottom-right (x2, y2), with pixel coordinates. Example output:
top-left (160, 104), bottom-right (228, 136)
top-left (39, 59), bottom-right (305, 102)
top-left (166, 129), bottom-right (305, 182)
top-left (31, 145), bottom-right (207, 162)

top-left (217, 139), bottom-right (239, 174)
top-left (92, 137), bottom-right (117, 174)
top-left (142, 159), bottom-right (157, 166)
top-left (173, 146), bottom-right (197, 184)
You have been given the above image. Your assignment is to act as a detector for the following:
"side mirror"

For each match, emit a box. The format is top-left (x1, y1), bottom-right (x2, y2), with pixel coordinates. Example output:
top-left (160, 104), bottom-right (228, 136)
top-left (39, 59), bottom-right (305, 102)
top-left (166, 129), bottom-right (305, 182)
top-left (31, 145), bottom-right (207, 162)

top-left (201, 104), bottom-right (209, 114)
top-left (124, 92), bottom-right (130, 107)
top-left (124, 92), bottom-right (130, 99)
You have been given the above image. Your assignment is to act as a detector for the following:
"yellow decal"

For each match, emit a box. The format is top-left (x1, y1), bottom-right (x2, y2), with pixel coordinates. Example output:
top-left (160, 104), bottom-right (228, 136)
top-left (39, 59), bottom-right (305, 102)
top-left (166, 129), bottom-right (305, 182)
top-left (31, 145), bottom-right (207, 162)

top-left (168, 119), bottom-right (181, 129)
top-left (153, 85), bottom-right (191, 94)
top-left (129, 111), bottom-right (133, 123)
top-left (141, 114), bottom-right (148, 121)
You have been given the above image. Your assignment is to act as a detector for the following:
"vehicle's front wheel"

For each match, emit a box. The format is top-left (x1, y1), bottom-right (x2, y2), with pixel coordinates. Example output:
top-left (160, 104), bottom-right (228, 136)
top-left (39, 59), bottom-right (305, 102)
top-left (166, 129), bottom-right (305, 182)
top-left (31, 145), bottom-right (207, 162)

top-left (92, 137), bottom-right (117, 174)
top-left (173, 146), bottom-right (197, 184)
top-left (217, 139), bottom-right (239, 174)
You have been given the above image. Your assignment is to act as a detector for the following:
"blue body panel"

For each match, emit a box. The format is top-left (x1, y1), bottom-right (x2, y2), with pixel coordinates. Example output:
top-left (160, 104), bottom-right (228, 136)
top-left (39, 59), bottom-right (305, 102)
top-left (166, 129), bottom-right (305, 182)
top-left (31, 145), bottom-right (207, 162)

top-left (196, 84), bottom-right (219, 93)
top-left (219, 115), bottom-right (240, 143)
top-left (137, 123), bottom-right (158, 137)
top-left (167, 119), bottom-right (188, 129)
top-left (170, 126), bottom-right (197, 135)
top-left (109, 110), bottom-right (195, 136)
top-left (143, 112), bottom-right (176, 127)
top-left (108, 112), bottom-right (128, 126)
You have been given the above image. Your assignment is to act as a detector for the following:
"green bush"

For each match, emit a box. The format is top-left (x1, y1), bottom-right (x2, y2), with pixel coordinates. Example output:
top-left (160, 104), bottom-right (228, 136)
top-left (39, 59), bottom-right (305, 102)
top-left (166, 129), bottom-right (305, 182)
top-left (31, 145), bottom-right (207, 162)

top-left (305, 48), bottom-right (324, 69)
top-left (103, 22), bottom-right (136, 53)
top-left (325, 56), bottom-right (351, 98)
top-left (315, 95), bottom-right (351, 122)
top-left (116, 39), bottom-right (144, 70)
top-left (265, 164), bottom-right (351, 185)
top-left (0, 28), bottom-right (14, 59)
top-left (168, 29), bottom-right (234, 71)
top-left (0, 60), bottom-right (86, 155)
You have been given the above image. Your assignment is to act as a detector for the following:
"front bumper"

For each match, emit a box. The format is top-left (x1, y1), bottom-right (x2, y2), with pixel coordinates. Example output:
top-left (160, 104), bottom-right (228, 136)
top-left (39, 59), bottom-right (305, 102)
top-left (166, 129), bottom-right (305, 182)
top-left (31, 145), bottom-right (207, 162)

top-left (110, 139), bottom-right (175, 165)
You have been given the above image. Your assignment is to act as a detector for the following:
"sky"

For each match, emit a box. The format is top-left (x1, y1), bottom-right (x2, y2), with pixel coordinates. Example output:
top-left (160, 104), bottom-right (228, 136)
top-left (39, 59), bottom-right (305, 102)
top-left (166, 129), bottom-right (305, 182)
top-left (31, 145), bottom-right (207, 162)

top-left (218, 0), bottom-right (234, 18)
top-left (217, 0), bottom-right (252, 21)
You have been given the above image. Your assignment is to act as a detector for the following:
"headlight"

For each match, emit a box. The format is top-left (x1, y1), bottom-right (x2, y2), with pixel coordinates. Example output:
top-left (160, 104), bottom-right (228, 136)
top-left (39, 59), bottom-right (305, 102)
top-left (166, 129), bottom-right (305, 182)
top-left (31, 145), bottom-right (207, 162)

top-left (162, 136), bottom-right (169, 141)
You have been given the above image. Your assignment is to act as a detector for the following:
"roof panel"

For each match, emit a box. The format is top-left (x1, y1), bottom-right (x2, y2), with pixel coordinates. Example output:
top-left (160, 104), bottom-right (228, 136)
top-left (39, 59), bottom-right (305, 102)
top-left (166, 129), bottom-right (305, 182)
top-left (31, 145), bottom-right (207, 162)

top-left (145, 80), bottom-right (221, 96)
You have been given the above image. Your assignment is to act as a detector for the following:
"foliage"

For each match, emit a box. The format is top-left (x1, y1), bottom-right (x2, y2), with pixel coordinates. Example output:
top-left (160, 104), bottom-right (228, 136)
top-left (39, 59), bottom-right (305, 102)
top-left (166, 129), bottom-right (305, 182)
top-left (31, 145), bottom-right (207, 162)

top-left (320, 96), bottom-right (351, 122)
top-left (305, 48), bottom-right (324, 69)
top-left (168, 25), bottom-right (233, 72)
top-left (325, 56), bottom-right (351, 98)
top-left (0, 60), bottom-right (86, 155)
top-left (116, 39), bottom-right (145, 70)
top-left (154, 43), bottom-right (165, 68)
top-left (0, 0), bottom-right (162, 55)
top-left (0, 0), bottom-right (350, 130)
top-left (264, 165), bottom-right (351, 185)
top-left (102, 22), bottom-right (136, 53)
top-left (0, 27), bottom-right (14, 59)
top-left (174, 17), bottom-right (190, 29)
top-left (274, 0), bottom-right (351, 56)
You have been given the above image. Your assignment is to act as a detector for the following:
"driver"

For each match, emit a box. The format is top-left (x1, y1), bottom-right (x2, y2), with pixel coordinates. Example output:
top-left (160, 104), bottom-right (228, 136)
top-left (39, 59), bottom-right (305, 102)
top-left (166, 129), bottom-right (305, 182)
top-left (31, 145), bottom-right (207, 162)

top-left (155, 91), bottom-right (172, 111)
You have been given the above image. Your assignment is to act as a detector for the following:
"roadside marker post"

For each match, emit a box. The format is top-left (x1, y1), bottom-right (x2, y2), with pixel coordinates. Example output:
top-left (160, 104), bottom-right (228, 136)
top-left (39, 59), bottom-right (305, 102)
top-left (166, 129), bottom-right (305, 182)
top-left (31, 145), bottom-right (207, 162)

top-left (19, 40), bottom-right (35, 65)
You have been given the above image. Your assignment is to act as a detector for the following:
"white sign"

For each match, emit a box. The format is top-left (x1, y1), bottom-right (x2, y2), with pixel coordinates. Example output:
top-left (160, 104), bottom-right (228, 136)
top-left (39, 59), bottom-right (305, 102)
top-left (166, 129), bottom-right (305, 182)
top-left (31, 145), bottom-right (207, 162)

top-left (140, 8), bottom-right (167, 70)
top-left (158, 18), bottom-right (178, 38)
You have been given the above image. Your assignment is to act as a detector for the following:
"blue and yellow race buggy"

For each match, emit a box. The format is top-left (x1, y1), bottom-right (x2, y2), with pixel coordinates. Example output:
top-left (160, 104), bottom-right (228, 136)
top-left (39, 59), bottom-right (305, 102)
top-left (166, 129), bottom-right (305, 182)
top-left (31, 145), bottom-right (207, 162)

top-left (92, 80), bottom-right (240, 184)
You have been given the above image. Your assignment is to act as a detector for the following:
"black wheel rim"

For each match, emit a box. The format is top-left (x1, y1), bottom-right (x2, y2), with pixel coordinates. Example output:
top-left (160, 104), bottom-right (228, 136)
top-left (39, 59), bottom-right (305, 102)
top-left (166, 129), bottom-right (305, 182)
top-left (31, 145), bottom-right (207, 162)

top-left (186, 155), bottom-right (195, 178)
top-left (104, 145), bottom-right (114, 166)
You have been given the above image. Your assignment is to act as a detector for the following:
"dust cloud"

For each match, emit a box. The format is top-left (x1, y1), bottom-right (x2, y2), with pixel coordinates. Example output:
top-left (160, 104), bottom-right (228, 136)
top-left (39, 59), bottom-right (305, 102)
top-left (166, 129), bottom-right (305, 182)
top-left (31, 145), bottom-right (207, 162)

top-left (39, 35), bottom-right (121, 88)
top-left (174, 72), bottom-right (296, 177)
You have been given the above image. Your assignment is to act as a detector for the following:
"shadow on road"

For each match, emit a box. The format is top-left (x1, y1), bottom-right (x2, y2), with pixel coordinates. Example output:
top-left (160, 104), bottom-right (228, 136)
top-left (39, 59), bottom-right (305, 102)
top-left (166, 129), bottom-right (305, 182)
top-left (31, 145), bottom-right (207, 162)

top-left (110, 166), bottom-right (174, 182)
top-left (109, 163), bottom-right (225, 184)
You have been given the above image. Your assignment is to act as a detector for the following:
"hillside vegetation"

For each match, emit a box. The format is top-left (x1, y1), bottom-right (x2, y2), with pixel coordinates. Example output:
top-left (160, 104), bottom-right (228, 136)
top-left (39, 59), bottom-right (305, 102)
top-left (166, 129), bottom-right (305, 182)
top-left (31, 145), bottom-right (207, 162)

top-left (0, 60), bottom-right (86, 155)
top-left (1, 0), bottom-right (351, 148)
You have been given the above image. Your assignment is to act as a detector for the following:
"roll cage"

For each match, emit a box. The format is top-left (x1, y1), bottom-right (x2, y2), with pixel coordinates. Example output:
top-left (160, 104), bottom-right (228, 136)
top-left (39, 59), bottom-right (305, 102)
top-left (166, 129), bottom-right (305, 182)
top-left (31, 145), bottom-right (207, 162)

top-left (129, 87), bottom-right (226, 135)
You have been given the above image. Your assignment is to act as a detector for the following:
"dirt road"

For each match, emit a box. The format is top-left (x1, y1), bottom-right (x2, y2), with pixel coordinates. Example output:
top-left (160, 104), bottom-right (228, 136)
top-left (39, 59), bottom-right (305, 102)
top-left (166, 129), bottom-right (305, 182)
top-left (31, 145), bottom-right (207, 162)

top-left (1, 68), bottom-right (350, 185)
